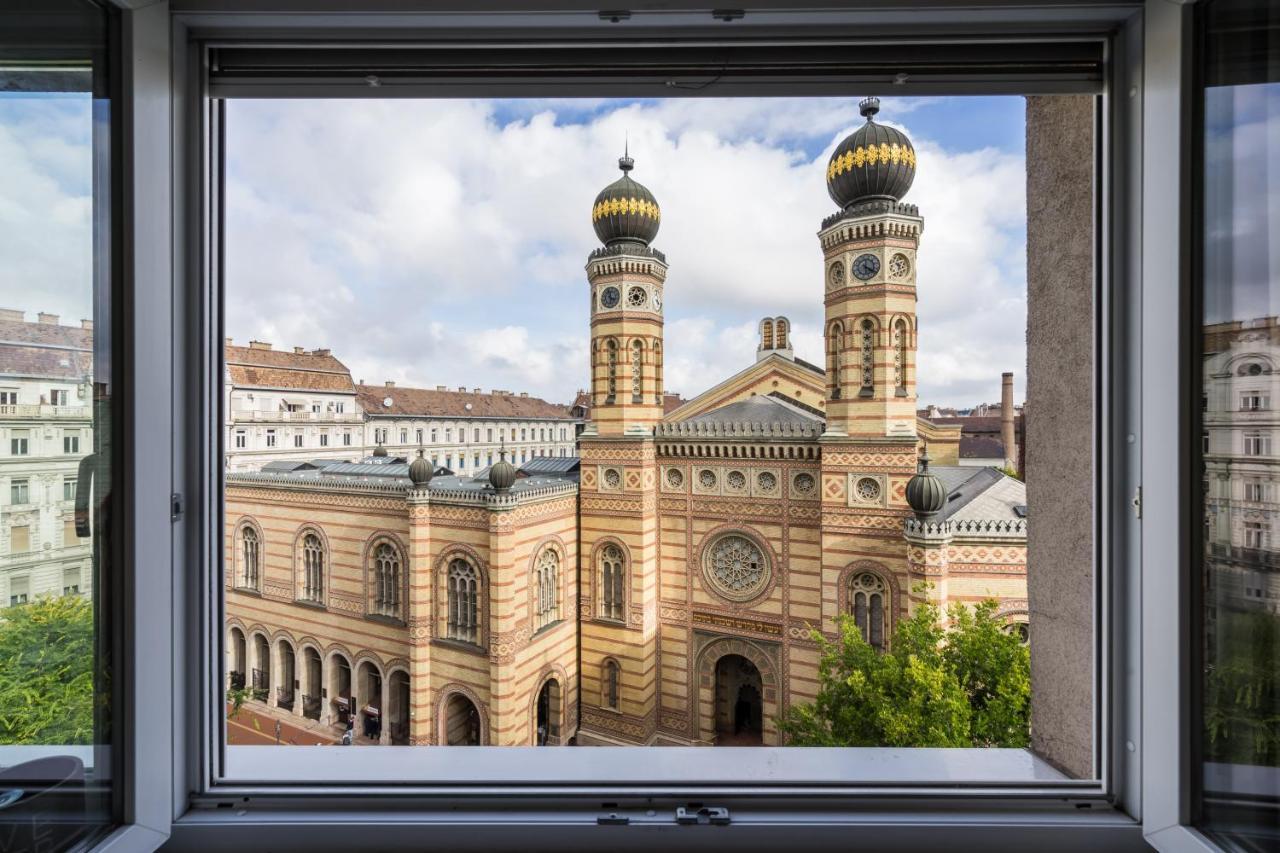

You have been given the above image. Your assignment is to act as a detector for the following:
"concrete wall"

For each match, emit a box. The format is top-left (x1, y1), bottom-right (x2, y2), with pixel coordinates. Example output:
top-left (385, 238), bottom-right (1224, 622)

top-left (1026, 95), bottom-right (1095, 779)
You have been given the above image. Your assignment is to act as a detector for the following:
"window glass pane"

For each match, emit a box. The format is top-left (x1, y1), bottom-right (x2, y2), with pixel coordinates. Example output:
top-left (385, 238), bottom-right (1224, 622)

top-left (1197, 0), bottom-right (1280, 846)
top-left (219, 91), bottom-right (1091, 783)
top-left (0, 0), bottom-right (115, 845)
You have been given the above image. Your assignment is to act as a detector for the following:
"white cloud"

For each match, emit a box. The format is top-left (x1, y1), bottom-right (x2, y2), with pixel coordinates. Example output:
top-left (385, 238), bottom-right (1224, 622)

top-left (213, 96), bottom-right (1028, 408)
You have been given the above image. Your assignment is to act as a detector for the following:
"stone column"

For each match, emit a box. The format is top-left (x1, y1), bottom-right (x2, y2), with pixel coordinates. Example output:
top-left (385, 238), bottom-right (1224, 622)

top-left (407, 491), bottom-right (433, 744)
top-left (379, 671), bottom-right (391, 745)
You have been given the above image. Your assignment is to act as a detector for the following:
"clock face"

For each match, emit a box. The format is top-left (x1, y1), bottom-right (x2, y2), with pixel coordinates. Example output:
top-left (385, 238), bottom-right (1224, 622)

top-left (600, 286), bottom-right (621, 309)
top-left (852, 253), bottom-right (880, 281)
top-left (828, 262), bottom-right (845, 287)
top-left (653, 292), bottom-right (662, 310)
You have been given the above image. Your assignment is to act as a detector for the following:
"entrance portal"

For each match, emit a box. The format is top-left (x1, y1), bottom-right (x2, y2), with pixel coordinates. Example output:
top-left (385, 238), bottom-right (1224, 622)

top-left (714, 654), bottom-right (763, 745)
top-left (535, 678), bottom-right (561, 745)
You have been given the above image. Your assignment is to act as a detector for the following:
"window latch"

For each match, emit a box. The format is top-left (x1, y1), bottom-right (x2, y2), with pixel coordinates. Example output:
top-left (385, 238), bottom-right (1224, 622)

top-left (1132, 486), bottom-right (1141, 519)
top-left (172, 492), bottom-right (183, 522)
top-left (675, 806), bottom-right (730, 826)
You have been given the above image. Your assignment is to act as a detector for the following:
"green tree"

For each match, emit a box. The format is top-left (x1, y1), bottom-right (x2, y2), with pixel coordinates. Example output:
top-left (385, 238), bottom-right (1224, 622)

top-left (778, 597), bottom-right (1030, 747)
top-left (1204, 609), bottom-right (1279, 767)
top-left (0, 595), bottom-right (95, 745)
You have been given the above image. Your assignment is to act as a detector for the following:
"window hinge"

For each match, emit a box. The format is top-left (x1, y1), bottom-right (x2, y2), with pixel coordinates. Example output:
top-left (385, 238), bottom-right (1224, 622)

top-left (675, 806), bottom-right (730, 826)
top-left (1132, 486), bottom-right (1141, 519)
top-left (171, 492), bottom-right (183, 522)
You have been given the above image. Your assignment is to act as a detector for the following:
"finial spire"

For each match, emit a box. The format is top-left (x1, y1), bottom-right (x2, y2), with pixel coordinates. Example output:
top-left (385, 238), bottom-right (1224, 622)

top-left (619, 135), bottom-right (634, 173)
top-left (859, 96), bottom-right (881, 120)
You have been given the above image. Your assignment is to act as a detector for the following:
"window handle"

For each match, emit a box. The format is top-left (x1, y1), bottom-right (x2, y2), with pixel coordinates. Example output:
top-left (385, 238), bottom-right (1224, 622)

top-left (74, 452), bottom-right (95, 537)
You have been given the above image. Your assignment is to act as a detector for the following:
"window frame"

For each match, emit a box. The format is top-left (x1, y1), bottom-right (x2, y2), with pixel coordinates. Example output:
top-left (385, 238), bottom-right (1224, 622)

top-left (117, 1), bottom-right (1216, 849)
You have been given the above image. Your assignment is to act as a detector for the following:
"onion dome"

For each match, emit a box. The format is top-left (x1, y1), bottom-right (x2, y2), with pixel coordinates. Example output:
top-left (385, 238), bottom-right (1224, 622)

top-left (372, 441), bottom-right (387, 458)
top-left (408, 448), bottom-right (433, 486)
top-left (488, 448), bottom-right (517, 493)
top-left (826, 97), bottom-right (917, 210)
top-left (906, 446), bottom-right (947, 519)
top-left (591, 149), bottom-right (661, 247)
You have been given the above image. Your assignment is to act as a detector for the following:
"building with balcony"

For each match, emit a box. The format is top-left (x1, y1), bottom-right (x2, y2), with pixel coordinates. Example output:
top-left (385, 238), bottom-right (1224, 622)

top-left (0, 311), bottom-right (95, 610)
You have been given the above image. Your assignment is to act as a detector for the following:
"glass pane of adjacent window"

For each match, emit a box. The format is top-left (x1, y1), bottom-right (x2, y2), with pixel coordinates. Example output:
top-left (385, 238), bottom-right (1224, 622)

top-left (219, 92), bottom-right (1091, 782)
top-left (1196, 0), bottom-right (1280, 847)
top-left (0, 0), bottom-right (116, 846)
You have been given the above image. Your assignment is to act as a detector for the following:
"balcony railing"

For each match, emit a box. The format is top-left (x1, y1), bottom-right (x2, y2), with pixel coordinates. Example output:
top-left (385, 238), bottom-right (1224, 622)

top-left (1208, 542), bottom-right (1280, 570)
top-left (231, 410), bottom-right (361, 423)
top-left (276, 687), bottom-right (295, 709)
top-left (0, 404), bottom-right (91, 419)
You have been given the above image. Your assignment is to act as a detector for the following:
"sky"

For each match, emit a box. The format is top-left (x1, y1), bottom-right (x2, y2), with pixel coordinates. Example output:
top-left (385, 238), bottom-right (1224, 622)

top-left (221, 95), bottom-right (1027, 409)
top-left (1, 92), bottom-right (1035, 409)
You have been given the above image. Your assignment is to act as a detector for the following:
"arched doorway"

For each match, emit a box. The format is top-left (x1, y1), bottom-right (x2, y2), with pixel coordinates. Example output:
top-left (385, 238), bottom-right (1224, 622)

top-left (356, 660), bottom-right (383, 743)
top-left (389, 671), bottom-right (410, 744)
top-left (328, 653), bottom-right (352, 727)
top-left (227, 627), bottom-right (246, 690)
top-left (276, 641), bottom-right (296, 711)
top-left (714, 654), bottom-right (763, 745)
top-left (443, 692), bottom-right (482, 745)
top-left (302, 647), bottom-right (322, 720)
top-left (251, 634), bottom-right (270, 701)
top-left (534, 678), bottom-right (561, 745)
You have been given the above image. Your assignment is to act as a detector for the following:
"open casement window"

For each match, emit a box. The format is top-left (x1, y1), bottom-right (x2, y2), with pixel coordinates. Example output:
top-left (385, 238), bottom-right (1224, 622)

top-left (17, 1), bottom-right (1236, 851)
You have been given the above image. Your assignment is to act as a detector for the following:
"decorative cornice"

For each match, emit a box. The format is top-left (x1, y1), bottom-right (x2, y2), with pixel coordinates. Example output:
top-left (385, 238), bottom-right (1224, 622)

top-left (655, 419), bottom-right (823, 440)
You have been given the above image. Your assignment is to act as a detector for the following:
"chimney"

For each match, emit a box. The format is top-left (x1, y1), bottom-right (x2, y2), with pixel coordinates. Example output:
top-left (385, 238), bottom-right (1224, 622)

top-left (436, 385), bottom-right (447, 392)
top-left (0, 309), bottom-right (24, 323)
top-left (294, 346), bottom-right (305, 354)
top-left (80, 319), bottom-right (93, 331)
top-left (248, 340), bottom-right (272, 350)
top-left (312, 348), bottom-right (330, 357)
top-left (225, 337), bottom-right (233, 347)
top-left (473, 387), bottom-right (481, 394)
top-left (1001, 372), bottom-right (1017, 472)
top-left (38, 312), bottom-right (60, 325)
top-left (458, 386), bottom-right (466, 393)
top-left (520, 392), bottom-right (528, 398)
top-left (385, 380), bottom-right (395, 388)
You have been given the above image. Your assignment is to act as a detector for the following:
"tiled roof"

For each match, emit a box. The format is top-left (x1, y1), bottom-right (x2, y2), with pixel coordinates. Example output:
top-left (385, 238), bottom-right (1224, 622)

top-left (0, 317), bottom-right (94, 380)
top-left (930, 465), bottom-right (1026, 524)
top-left (663, 393), bottom-right (687, 414)
top-left (225, 343), bottom-right (355, 393)
top-left (357, 383), bottom-right (574, 420)
top-left (959, 435), bottom-right (1007, 459)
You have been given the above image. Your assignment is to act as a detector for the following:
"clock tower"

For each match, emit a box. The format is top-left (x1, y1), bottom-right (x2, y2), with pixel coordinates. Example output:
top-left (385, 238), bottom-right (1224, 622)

top-left (577, 152), bottom-right (664, 744)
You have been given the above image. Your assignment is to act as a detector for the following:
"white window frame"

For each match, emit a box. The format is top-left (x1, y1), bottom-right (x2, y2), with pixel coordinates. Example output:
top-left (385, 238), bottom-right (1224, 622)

top-left (81, 2), bottom-right (1221, 850)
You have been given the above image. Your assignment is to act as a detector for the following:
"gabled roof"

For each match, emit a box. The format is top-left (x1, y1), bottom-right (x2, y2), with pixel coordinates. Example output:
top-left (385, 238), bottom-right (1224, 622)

top-left (684, 394), bottom-right (822, 428)
top-left (930, 465), bottom-right (1026, 524)
top-left (665, 352), bottom-right (828, 422)
top-left (225, 343), bottom-right (355, 394)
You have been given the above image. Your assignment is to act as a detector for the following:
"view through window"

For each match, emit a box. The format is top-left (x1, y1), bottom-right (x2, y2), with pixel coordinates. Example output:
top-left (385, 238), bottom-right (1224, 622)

top-left (220, 94), bottom-right (1068, 759)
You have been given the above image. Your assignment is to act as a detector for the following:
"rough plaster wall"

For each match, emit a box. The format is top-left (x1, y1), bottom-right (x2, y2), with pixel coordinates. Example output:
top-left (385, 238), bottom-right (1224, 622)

top-left (1026, 95), bottom-right (1095, 779)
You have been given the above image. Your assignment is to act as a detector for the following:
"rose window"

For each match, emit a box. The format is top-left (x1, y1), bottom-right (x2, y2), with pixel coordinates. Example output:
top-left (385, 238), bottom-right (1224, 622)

top-left (793, 472), bottom-right (816, 495)
top-left (603, 468), bottom-right (622, 489)
top-left (855, 477), bottom-right (881, 502)
top-left (706, 534), bottom-right (770, 601)
top-left (698, 469), bottom-right (717, 489)
top-left (726, 470), bottom-right (746, 490)
top-left (757, 471), bottom-right (777, 492)
top-left (627, 286), bottom-right (647, 307)
top-left (888, 253), bottom-right (910, 278)
top-left (666, 468), bottom-right (684, 488)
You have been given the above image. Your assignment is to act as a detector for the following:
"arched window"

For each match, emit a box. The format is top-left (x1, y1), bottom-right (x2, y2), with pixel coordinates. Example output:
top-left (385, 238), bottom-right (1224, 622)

top-left (446, 557), bottom-right (480, 643)
top-left (848, 572), bottom-right (887, 650)
top-left (761, 319), bottom-right (775, 350)
top-left (605, 339), bottom-right (618, 403)
top-left (372, 542), bottom-right (401, 618)
top-left (860, 319), bottom-right (875, 393)
top-left (599, 544), bottom-right (625, 621)
top-left (603, 659), bottom-right (620, 709)
top-left (534, 548), bottom-right (560, 631)
top-left (300, 532), bottom-right (324, 603)
top-left (828, 321), bottom-right (844, 400)
top-left (775, 317), bottom-right (789, 349)
top-left (631, 339), bottom-right (644, 403)
top-left (239, 525), bottom-right (260, 589)
top-left (893, 318), bottom-right (908, 393)
top-left (653, 341), bottom-right (664, 404)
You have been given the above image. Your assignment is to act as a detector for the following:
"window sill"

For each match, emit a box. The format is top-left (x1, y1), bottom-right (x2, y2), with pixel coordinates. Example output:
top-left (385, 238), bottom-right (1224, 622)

top-left (531, 619), bottom-right (566, 639)
top-left (230, 587), bottom-right (262, 597)
top-left (364, 612), bottom-right (405, 628)
top-left (292, 599), bottom-right (328, 611)
top-left (431, 637), bottom-right (487, 656)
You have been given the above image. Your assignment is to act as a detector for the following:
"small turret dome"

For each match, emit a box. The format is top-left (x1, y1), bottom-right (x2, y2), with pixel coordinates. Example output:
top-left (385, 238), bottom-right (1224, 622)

top-left (488, 449), bottom-right (517, 493)
top-left (906, 446), bottom-right (947, 519)
top-left (372, 441), bottom-right (387, 458)
top-left (408, 448), bottom-right (433, 486)
top-left (826, 97), bottom-right (917, 210)
top-left (591, 151), bottom-right (661, 247)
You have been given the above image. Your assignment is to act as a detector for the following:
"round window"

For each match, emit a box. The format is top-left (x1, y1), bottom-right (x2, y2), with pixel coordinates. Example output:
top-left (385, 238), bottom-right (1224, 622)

top-left (888, 253), bottom-right (910, 278)
top-left (757, 471), bottom-right (777, 492)
top-left (627, 286), bottom-right (648, 307)
top-left (793, 472), bottom-right (816, 496)
top-left (699, 469), bottom-right (718, 489)
top-left (603, 468), bottom-right (622, 489)
top-left (855, 476), bottom-right (881, 502)
top-left (666, 468), bottom-right (684, 488)
top-left (726, 470), bottom-right (747, 490)
top-left (704, 533), bottom-right (771, 602)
